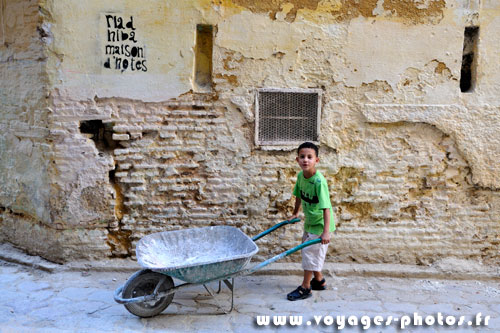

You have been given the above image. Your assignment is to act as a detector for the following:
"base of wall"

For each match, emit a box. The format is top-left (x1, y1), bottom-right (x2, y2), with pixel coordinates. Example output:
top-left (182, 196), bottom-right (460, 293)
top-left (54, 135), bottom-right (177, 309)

top-left (0, 211), bottom-right (111, 263)
top-left (1, 241), bottom-right (498, 281)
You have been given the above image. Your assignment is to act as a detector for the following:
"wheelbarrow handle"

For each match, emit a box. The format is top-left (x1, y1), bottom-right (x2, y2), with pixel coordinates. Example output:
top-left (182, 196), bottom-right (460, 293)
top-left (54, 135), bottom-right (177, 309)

top-left (246, 238), bottom-right (322, 274)
top-left (251, 218), bottom-right (301, 241)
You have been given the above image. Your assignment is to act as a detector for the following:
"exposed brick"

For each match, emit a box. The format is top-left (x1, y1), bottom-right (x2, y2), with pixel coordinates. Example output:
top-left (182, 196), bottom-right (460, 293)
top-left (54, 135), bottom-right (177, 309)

top-left (112, 133), bottom-right (130, 141)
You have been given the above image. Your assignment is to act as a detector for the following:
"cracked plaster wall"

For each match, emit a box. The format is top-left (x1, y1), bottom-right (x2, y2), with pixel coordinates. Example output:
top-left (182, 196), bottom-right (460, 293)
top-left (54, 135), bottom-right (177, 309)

top-left (1, 0), bottom-right (499, 265)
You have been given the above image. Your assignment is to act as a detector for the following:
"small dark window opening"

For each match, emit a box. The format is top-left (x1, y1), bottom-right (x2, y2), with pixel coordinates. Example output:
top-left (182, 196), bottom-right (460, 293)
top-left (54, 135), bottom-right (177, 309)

top-left (460, 26), bottom-right (479, 93)
top-left (194, 24), bottom-right (213, 91)
top-left (80, 120), bottom-right (117, 153)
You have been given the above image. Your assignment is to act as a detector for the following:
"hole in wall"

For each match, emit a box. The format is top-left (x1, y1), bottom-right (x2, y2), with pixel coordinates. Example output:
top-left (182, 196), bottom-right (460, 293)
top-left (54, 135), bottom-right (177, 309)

top-left (79, 120), bottom-right (117, 153)
top-left (460, 26), bottom-right (479, 93)
top-left (109, 168), bottom-right (127, 221)
top-left (107, 227), bottom-right (132, 258)
top-left (193, 24), bottom-right (214, 92)
top-left (79, 120), bottom-right (130, 257)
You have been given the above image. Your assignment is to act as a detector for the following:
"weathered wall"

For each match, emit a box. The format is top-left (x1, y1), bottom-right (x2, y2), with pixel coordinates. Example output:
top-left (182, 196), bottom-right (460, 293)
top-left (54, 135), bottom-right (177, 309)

top-left (0, 0), bottom-right (53, 255)
top-left (0, 0), bottom-right (114, 261)
top-left (1, 0), bottom-right (499, 265)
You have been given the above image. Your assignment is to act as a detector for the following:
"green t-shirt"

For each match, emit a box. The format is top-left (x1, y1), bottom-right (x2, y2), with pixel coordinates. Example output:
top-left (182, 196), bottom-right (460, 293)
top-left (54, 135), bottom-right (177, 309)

top-left (293, 170), bottom-right (335, 235)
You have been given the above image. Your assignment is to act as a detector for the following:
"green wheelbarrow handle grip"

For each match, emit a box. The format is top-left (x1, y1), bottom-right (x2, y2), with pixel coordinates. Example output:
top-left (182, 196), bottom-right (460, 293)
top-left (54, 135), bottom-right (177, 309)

top-left (247, 238), bottom-right (322, 274)
top-left (251, 218), bottom-right (301, 241)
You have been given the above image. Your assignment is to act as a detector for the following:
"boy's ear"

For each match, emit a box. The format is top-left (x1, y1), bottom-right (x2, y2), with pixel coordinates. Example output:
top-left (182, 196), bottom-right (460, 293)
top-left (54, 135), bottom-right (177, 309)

top-left (296, 156), bottom-right (299, 163)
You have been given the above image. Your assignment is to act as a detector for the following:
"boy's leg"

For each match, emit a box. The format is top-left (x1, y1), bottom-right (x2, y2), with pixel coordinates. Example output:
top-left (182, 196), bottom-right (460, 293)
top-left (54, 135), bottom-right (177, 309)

top-left (313, 271), bottom-right (324, 281)
top-left (312, 271), bottom-right (327, 289)
top-left (288, 269), bottom-right (313, 301)
top-left (289, 269), bottom-right (325, 300)
top-left (288, 232), bottom-right (330, 300)
top-left (301, 270), bottom-right (314, 289)
top-left (301, 231), bottom-right (330, 290)
top-left (301, 271), bottom-right (328, 290)
top-left (287, 233), bottom-right (316, 301)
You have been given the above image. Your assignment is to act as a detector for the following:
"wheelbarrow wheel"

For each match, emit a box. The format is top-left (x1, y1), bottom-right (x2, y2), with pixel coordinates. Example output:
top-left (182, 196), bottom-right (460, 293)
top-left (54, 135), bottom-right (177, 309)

top-left (122, 271), bottom-right (174, 318)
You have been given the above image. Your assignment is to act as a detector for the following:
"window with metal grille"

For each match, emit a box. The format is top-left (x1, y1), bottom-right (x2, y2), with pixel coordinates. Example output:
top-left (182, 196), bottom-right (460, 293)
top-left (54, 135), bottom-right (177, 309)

top-left (255, 89), bottom-right (321, 146)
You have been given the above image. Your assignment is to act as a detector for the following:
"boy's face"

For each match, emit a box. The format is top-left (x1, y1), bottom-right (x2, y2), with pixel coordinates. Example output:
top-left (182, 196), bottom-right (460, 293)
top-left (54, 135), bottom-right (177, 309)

top-left (296, 148), bottom-right (319, 173)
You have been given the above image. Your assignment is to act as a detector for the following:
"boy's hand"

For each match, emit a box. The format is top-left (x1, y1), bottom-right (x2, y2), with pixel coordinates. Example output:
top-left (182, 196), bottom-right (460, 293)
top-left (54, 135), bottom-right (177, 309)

top-left (320, 232), bottom-right (330, 244)
top-left (288, 214), bottom-right (299, 222)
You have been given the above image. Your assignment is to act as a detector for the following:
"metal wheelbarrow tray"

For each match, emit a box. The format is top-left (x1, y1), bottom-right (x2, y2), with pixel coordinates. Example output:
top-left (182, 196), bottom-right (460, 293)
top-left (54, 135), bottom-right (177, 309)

top-left (136, 226), bottom-right (258, 283)
top-left (114, 218), bottom-right (322, 318)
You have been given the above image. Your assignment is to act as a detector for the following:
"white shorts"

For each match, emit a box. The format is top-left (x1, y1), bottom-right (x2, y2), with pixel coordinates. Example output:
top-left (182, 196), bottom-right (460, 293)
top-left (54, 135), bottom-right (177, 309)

top-left (301, 231), bottom-right (329, 271)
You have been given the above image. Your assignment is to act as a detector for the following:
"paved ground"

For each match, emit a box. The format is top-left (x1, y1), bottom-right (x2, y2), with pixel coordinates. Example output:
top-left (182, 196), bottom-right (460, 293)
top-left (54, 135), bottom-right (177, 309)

top-left (0, 260), bottom-right (499, 333)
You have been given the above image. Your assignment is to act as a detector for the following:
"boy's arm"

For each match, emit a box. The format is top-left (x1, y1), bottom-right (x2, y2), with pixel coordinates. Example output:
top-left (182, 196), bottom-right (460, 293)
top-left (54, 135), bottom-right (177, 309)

top-left (321, 208), bottom-right (331, 244)
top-left (288, 196), bottom-right (302, 221)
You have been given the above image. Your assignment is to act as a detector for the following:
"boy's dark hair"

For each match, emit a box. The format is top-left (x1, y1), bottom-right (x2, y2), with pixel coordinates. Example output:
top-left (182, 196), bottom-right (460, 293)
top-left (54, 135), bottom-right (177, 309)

top-left (297, 142), bottom-right (319, 156)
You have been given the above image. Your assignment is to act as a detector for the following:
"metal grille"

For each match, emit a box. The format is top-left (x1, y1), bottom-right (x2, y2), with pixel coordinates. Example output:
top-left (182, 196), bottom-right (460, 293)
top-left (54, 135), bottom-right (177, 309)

top-left (257, 90), bottom-right (319, 144)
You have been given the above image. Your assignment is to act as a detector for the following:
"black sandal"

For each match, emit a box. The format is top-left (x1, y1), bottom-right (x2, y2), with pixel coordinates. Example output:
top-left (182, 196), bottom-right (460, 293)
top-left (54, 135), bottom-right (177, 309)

top-left (310, 278), bottom-right (326, 290)
top-left (287, 286), bottom-right (312, 301)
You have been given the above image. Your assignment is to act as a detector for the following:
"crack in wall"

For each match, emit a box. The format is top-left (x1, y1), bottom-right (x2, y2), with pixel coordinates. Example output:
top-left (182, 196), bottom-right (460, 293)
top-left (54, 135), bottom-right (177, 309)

top-left (78, 119), bottom-right (133, 258)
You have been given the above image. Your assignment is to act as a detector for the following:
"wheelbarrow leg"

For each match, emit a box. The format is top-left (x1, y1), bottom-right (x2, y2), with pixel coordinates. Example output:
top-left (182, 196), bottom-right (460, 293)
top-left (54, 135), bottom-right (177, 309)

top-left (222, 278), bottom-right (234, 313)
top-left (202, 278), bottom-right (235, 314)
top-left (216, 281), bottom-right (222, 294)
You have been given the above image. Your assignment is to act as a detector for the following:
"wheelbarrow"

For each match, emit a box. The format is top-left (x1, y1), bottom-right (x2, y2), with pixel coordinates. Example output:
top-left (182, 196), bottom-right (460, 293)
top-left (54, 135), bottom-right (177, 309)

top-left (114, 218), bottom-right (321, 317)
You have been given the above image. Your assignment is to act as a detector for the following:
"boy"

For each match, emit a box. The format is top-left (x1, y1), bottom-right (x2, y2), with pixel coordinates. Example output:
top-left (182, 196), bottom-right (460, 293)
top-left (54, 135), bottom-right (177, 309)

top-left (287, 142), bottom-right (335, 301)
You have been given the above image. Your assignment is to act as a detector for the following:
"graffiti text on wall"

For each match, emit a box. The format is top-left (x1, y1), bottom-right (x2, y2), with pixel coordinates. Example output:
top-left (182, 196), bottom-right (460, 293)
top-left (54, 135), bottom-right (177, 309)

top-left (103, 15), bottom-right (147, 73)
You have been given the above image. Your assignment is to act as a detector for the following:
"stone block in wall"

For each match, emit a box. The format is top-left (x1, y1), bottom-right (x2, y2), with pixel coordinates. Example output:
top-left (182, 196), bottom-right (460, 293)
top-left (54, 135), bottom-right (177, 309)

top-left (112, 133), bottom-right (130, 141)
